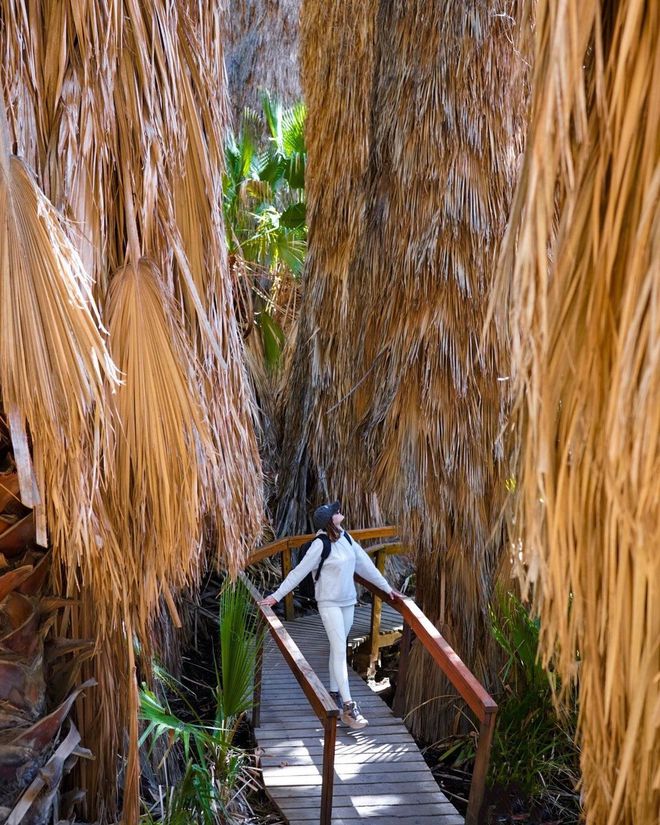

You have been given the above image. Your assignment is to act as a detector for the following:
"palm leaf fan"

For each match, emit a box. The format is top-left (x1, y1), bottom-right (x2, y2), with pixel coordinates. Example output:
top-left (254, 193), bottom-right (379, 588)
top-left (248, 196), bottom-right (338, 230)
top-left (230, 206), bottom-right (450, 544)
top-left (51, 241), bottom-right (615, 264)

top-left (0, 102), bottom-right (118, 564)
top-left (105, 258), bottom-right (216, 637)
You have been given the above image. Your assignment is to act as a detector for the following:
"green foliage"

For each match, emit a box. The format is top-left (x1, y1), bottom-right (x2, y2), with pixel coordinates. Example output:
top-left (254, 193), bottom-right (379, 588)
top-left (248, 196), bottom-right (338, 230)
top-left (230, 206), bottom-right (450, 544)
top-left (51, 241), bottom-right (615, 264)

top-left (223, 92), bottom-right (307, 368)
top-left (139, 579), bottom-right (263, 823)
top-left (486, 590), bottom-right (580, 819)
top-left (217, 577), bottom-right (261, 723)
top-left (489, 590), bottom-right (550, 695)
top-left (436, 590), bottom-right (581, 821)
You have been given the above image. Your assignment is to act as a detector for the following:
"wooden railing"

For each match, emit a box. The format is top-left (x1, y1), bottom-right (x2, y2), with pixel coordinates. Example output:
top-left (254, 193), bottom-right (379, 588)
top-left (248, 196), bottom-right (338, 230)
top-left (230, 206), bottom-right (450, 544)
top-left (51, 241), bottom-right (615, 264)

top-left (240, 573), bottom-right (339, 825)
top-left (246, 526), bottom-right (497, 825)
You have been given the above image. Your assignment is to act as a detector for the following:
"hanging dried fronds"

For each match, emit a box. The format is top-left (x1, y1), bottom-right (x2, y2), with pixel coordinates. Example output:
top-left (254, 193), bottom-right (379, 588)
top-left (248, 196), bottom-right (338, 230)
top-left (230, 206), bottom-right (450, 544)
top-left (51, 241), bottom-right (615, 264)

top-left (491, 2), bottom-right (660, 823)
top-left (0, 0), bottom-right (264, 594)
top-left (0, 104), bottom-right (118, 568)
top-left (277, 0), bottom-right (378, 533)
top-left (1, 2), bottom-right (264, 819)
top-left (280, 0), bottom-right (528, 739)
top-left (105, 259), bottom-right (215, 635)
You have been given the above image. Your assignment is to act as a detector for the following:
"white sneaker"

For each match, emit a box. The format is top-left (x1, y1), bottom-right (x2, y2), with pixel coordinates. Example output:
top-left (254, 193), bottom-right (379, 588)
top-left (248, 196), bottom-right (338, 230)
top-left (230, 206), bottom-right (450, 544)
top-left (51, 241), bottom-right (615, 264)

top-left (341, 700), bottom-right (368, 729)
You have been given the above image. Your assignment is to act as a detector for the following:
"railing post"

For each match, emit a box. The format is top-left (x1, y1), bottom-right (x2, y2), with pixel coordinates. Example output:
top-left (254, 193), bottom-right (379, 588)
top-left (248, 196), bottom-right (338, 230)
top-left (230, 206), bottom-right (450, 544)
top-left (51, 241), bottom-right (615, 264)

top-left (320, 714), bottom-right (336, 825)
top-left (393, 621), bottom-right (413, 718)
top-left (282, 542), bottom-right (295, 621)
top-left (368, 549), bottom-right (385, 677)
top-left (252, 614), bottom-right (265, 728)
top-left (466, 710), bottom-right (496, 825)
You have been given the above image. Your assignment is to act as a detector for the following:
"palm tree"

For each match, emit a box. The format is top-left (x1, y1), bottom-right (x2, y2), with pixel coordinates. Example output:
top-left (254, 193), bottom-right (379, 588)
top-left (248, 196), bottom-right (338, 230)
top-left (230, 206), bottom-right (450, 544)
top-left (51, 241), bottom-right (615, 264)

top-left (225, 0), bottom-right (302, 126)
top-left (490, 2), bottom-right (660, 823)
top-left (0, 2), bottom-right (263, 820)
top-left (224, 93), bottom-right (307, 370)
top-left (278, 0), bottom-right (528, 741)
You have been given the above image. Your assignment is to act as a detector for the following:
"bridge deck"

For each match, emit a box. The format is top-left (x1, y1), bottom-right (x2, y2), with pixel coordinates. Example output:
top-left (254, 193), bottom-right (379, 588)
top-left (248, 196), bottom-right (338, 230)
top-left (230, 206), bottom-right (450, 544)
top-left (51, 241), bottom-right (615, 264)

top-left (255, 604), bottom-right (464, 824)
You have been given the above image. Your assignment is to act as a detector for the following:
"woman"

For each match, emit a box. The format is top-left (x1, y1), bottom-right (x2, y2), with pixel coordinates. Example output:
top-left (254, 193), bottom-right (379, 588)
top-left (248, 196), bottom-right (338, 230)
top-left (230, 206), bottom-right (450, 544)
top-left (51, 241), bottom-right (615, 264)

top-left (260, 501), bottom-right (403, 729)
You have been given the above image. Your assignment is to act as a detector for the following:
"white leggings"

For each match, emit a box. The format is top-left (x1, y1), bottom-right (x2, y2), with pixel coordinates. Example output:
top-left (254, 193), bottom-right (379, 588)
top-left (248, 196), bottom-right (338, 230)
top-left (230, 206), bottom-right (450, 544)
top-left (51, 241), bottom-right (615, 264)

top-left (318, 604), bottom-right (355, 703)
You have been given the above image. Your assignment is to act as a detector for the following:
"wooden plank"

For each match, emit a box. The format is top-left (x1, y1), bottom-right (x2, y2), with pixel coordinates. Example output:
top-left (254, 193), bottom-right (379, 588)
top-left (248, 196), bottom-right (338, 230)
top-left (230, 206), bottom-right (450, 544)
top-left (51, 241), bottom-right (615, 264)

top-left (260, 750), bottom-right (420, 770)
top-left (285, 816), bottom-right (464, 825)
top-left (280, 819), bottom-right (463, 825)
top-left (263, 769), bottom-right (437, 787)
top-left (258, 691), bottom-right (389, 705)
top-left (276, 791), bottom-right (449, 806)
top-left (256, 733), bottom-right (417, 747)
top-left (263, 761), bottom-right (435, 779)
top-left (258, 723), bottom-right (410, 737)
top-left (263, 755), bottom-right (424, 770)
top-left (270, 780), bottom-right (444, 798)
top-left (275, 818), bottom-right (462, 825)
top-left (262, 692), bottom-right (401, 716)
top-left (283, 800), bottom-right (458, 816)
top-left (261, 746), bottom-right (419, 760)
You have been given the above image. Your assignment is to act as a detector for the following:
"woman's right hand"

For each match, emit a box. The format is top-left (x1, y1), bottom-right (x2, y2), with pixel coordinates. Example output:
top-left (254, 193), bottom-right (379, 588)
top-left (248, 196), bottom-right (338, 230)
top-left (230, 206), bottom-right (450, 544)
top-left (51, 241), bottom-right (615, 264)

top-left (259, 595), bottom-right (278, 608)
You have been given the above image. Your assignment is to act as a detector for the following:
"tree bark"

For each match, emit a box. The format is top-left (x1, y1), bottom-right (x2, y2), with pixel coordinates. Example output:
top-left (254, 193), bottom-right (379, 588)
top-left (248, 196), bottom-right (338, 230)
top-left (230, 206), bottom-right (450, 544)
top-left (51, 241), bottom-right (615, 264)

top-left (225, 0), bottom-right (302, 125)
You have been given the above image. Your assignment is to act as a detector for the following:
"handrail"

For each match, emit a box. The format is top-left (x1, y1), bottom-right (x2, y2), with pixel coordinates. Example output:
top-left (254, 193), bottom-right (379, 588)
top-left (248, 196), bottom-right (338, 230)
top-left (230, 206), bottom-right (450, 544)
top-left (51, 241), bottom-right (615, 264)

top-left (354, 574), bottom-right (496, 823)
top-left (239, 573), bottom-right (338, 825)
top-left (354, 575), bottom-right (497, 721)
top-left (248, 525), bottom-right (399, 564)
top-left (362, 540), bottom-right (404, 558)
top-left (246, 527), bottom-right (497, 825)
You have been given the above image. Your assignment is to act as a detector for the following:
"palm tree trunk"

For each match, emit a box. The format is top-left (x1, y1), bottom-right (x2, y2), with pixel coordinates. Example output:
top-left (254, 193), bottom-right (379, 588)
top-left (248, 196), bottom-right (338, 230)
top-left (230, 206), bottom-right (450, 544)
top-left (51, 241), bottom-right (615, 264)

top-left (279, 0), bottom-right (528, 740)
top-left (225, 0), bottom-right (302, 125)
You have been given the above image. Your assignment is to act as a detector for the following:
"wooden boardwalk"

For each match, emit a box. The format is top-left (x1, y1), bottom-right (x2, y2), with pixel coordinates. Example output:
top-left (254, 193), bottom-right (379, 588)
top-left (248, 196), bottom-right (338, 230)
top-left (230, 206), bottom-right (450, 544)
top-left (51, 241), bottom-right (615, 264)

top-left (255, 604), bottom-right (464, 824)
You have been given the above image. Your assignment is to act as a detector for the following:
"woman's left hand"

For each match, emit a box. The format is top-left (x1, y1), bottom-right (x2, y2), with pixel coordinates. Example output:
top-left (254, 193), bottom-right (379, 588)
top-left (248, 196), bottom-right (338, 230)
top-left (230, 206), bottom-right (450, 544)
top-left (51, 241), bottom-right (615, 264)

top-left (388, 589), bottom-right (405, 602)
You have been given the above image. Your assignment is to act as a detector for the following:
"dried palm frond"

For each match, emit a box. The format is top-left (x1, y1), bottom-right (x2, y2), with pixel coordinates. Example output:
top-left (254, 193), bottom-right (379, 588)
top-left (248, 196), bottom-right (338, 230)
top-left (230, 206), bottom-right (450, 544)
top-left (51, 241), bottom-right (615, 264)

top-left (2, 3), bottom-right (264, 819)
top-left (0, 101), bottom-right (118, 569)
top-left (105, 258), bottom-right (215, 635)
top-left (276, 0), bottom-right (378, 533)
top-left (491, 2), bottom-right (660, 823)
top-left (279, 0), bottom-right (528, 740)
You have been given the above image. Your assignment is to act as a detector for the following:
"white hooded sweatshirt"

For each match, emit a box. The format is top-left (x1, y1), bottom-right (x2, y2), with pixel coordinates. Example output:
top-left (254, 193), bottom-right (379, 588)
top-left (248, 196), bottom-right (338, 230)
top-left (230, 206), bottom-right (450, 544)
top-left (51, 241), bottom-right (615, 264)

top-left (271, 530), bottom-right (393, 608)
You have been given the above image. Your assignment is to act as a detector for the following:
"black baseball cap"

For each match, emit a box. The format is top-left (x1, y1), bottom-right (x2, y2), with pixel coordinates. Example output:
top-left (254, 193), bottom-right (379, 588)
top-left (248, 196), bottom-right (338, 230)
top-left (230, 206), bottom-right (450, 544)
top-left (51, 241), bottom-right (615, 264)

top-left (312, 500), bottom-right (341, 530)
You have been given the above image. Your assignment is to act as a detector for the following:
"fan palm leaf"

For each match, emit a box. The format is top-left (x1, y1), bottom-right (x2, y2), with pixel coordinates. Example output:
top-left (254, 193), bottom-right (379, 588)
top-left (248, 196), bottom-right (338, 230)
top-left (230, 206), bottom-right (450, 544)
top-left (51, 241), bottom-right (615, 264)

top-left (105, 259), bottom-right (215, 633)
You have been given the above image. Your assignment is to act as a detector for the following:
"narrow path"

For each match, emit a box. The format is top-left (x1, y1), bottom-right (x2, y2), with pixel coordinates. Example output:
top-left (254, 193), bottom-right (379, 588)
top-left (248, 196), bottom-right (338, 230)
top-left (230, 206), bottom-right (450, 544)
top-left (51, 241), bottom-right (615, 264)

top-left (255, 604), bottom-right (464, 824)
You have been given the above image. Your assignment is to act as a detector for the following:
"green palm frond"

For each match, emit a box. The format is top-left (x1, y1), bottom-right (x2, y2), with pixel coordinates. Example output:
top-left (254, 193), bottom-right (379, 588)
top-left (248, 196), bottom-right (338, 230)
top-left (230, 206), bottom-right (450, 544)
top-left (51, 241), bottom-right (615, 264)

top-left (216, 579), bottom-right (262, 723)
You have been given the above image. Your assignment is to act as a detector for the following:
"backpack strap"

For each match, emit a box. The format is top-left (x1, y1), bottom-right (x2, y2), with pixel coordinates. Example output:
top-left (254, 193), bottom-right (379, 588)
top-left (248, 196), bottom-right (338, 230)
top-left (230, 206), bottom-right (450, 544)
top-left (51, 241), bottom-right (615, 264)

top-left (343, 530), bottom-right (353, 545)
top-left (314, 534), bottom-right (333, 582)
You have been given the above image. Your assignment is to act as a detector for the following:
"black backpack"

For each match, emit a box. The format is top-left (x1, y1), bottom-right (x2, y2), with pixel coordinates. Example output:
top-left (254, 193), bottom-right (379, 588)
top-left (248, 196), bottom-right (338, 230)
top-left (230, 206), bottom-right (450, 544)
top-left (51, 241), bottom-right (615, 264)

top-left (298, 530), bottom-right (353, 586)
